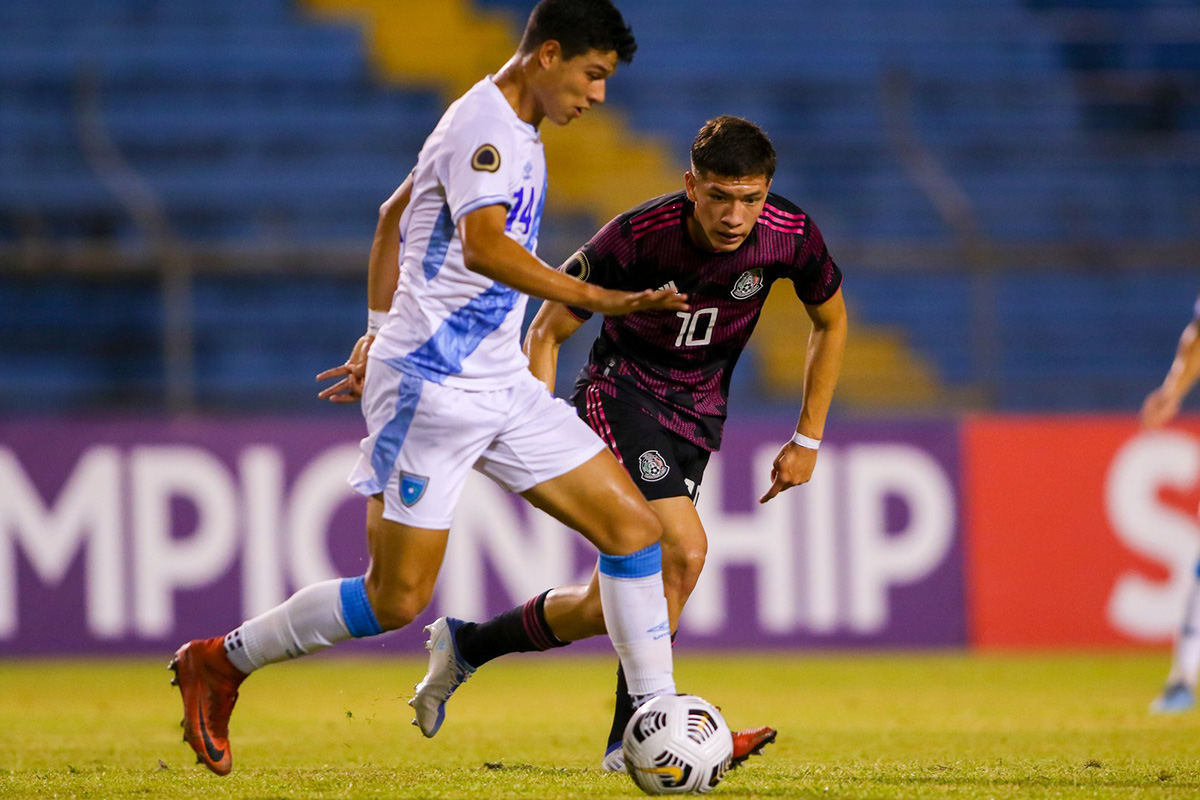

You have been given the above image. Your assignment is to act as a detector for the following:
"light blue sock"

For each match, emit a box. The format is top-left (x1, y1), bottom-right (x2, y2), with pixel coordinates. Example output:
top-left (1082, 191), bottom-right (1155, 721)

top-left (597, 544), bottom-right (676, 701)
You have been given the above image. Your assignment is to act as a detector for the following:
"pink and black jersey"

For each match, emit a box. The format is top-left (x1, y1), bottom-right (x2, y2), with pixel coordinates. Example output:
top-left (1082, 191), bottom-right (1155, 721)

top-left (563, 191), bottom-right (842, 451)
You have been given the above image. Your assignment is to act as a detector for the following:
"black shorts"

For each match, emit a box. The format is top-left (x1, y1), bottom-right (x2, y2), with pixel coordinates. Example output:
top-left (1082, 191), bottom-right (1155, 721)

top-left (573, 384), bottom-right (711, 503)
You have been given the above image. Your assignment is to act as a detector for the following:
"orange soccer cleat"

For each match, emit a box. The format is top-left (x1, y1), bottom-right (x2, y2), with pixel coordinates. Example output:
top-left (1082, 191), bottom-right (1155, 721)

top-left (730, 725), bottom-right (777, 768)
top-left (169, 637), bottom-right (246, 776)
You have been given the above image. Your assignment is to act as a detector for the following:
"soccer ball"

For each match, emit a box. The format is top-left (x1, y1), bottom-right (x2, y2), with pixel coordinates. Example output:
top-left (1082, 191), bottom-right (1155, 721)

top-left (623, 694), bottom-right (733, 794)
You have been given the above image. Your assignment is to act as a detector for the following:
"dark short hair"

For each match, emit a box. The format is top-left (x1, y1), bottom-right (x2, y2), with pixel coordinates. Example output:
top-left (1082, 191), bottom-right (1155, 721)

top-left (690, 116), bottom-right (777, 181)
top-left (518, 0), bottom-right (636, 64)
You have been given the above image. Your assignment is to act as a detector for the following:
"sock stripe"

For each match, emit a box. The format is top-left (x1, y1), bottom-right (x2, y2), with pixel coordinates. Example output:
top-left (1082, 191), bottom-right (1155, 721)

top-left (521, 597), bottom-right (555, 651)
top-left (339, 576), bottom-right (383, 638)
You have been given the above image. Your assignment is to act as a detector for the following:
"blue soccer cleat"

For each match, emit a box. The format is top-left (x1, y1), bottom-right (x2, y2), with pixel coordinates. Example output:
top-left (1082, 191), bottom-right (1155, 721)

top-left (409, 617), bottom-right (475, 737)
top-left (1150, 682), bottom-right (1196, 713)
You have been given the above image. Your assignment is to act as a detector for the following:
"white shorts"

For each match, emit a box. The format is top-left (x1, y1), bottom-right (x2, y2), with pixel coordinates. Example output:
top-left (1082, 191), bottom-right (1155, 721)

top-left (349, 358), bottom-right (606, 528)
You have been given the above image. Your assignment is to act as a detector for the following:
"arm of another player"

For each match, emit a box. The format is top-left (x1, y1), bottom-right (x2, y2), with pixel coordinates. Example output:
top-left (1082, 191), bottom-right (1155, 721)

top-left (316, 174), bottom-right (413, 403)
top-left (524, 300), bottom-right (585, 393)
top-left (459, 205), bottom-right (688, 316)
top-left (1142, 302), bottom-right (1200, 428)
top-left (760, 287), bottom-right (848, 503)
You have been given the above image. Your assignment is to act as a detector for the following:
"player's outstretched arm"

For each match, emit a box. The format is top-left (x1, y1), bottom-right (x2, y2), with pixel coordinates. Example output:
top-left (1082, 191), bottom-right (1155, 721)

top-left (760, 287), bottom-right (848, 503)
top-left (317, 173), bottom-right (414, 403)
top-left (460, 205), bottom-right (688, 316)
top-left (524, 301), bottom-right (585, 393)
top-left (1142, 304), bottom-right (1200, 428)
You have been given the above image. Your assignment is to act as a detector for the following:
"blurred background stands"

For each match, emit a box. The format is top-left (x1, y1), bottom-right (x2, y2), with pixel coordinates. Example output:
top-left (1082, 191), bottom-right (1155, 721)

top-left (0, 0), bottom-right (1196, 414)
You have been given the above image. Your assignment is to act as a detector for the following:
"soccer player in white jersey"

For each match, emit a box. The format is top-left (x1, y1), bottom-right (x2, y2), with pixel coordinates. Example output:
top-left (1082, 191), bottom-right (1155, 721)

top-left (170, 0), bottom-right (689, 776)
top-left (1145, 294), bottom-right (1200, 713)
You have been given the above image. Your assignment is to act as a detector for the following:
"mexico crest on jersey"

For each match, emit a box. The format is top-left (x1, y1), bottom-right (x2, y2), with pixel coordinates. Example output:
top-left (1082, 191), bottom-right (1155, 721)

top-left (731, 268), bottom-right (764, 299)
top-left (638, 450), bottom-right (670, 482)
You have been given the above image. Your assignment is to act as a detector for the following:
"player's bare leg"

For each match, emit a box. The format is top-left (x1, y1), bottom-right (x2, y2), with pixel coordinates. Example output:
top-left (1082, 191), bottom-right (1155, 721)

top-left (520, 448), bottom-right (666, 556)
top-left (359, 497), bottom-right (450, 633)
top-left (174, 495), bottom-right (450, 774)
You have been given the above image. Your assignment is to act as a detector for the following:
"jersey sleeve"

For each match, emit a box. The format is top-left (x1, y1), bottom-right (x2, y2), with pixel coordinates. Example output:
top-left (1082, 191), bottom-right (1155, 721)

top-left (788, 216), bottom-right (843, 305)
top-left (439, 111), bottom-right (518, 224)
top-left (560, 214), bottom-right (637, 321)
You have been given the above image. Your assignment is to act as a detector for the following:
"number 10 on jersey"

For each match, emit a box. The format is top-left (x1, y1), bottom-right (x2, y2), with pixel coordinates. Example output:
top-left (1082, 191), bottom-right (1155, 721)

top-left (675, 308), bottom-right (717, 347)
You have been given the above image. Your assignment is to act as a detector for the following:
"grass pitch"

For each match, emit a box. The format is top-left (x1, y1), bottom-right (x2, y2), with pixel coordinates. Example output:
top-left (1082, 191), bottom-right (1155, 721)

top-left (1, 651), bottom-right (1197, 799)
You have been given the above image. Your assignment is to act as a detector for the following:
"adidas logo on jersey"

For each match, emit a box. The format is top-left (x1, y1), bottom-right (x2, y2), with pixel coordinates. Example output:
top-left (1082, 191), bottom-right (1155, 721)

top-left (656, 280), bottom-right (678, 293)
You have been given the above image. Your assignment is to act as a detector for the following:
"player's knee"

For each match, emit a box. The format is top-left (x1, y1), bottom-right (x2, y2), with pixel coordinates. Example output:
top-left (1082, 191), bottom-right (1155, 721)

top-left (364, 577), bottom-right (434, 632)
top-left (600, 503), bottom-right (663, 556)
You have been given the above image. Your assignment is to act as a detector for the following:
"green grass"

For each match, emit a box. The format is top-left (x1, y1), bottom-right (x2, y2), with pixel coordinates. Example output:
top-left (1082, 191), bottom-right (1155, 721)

top-left (1, 652), bottom-right (1197, 798)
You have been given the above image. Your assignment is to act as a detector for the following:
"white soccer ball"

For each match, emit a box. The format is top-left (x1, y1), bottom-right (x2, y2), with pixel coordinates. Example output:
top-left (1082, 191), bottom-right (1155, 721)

top-left (623, 694), bottom-right (733, 795)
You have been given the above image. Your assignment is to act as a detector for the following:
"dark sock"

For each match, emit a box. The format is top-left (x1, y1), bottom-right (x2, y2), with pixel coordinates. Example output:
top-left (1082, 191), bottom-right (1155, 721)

top-left (454, 589), bottom-right (567, 668)
top-left (606, 661), bottom-right (635, 749)
top-left (607, 632), bottom-right (676, 749)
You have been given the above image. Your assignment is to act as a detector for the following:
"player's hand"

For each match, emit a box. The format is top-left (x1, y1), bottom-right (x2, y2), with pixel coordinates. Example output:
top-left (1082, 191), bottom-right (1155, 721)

top-left (1141, 386), bottom-right (1181, 429)
top-left (591, 287), bottom-right (689, 317)
top-left (759, 441), bottom-right (818, 503)
top-left (316, 334), bottom-right (374, 404)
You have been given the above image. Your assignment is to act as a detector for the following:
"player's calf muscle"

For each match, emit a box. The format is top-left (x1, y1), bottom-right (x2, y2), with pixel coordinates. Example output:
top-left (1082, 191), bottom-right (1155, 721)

top-left (661, 549), bottom-right (705, 605)
top-left (545, 583), bottom-right (607, 641)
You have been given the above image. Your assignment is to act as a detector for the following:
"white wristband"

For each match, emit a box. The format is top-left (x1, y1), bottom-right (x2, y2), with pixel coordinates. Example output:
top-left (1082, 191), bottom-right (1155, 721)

top-left (367, 309), bottom-right (388, 336)
top-left (791, 432), bottom-right (821, 450)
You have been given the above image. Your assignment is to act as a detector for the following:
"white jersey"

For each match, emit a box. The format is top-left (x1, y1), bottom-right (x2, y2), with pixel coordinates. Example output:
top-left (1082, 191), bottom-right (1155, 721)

top-left (370, 77), bottom-right (547, 390)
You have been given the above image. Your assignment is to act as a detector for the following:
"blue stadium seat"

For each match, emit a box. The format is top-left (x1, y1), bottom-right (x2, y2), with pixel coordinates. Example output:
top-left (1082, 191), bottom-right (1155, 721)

top-left (2, 0), bottom-right (1198, 411)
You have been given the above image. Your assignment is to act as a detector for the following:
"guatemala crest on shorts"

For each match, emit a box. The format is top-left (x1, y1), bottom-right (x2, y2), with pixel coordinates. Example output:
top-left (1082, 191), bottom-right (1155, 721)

top-left (399, 472), bottom-right (429, 507)
top-left (638, 450), bottom-right (670, 482)
top-left (731, 268), bottom-right (765, 299)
